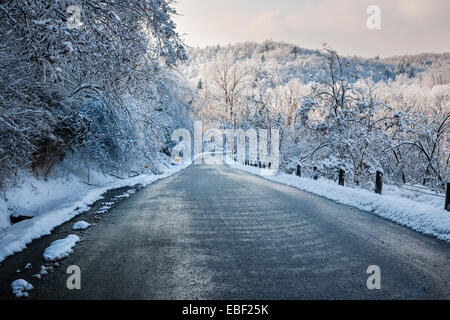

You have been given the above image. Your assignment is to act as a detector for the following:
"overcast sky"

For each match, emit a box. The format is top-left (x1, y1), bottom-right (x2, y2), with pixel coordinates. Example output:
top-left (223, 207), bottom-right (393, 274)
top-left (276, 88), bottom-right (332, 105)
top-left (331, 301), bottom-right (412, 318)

top-left (174, 0), bottom-right (450, 58)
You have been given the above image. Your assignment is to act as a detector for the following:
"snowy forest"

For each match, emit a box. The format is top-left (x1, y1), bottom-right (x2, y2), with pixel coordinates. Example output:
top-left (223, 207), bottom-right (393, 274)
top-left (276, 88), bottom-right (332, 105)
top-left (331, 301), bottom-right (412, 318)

top-left (0, 0), bottom-right (191, 190)
top-left (182, 41), bottom-right (449, 192)
top-left (0, 2), bottom-right (449, 217)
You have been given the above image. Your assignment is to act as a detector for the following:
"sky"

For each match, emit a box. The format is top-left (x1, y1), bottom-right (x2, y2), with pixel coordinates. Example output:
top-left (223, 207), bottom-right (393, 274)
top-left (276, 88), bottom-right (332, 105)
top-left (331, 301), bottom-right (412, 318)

top-left (174, 0), bottom-right (450, 58)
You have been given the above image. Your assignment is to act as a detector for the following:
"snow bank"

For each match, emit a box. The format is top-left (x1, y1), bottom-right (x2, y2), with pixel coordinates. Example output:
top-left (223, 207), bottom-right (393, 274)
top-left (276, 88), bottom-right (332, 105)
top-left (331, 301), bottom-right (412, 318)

top-left (0, 163), bottom-right (190, 262)
top-left (11, 279), bottom-right (33, 297)
top-left (230, 162), bottom-right (450, 243)
top-left (43, 234), bottom-right (80, 261)
top-left (72, 221), bottom-right (91, 231)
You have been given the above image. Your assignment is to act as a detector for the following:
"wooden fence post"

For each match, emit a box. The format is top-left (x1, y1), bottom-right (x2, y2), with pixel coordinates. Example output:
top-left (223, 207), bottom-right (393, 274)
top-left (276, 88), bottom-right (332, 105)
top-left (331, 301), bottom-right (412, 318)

top-left (338, 169), bottom-right (345, 186)
top-left (296, 165), bottom-right (301, 177)
top-left (445, 182), bottom-right (450, 211)
top-left (313, 166), bottom-right (318, 180)
top-left (375, 171), bottom-right (383, 194)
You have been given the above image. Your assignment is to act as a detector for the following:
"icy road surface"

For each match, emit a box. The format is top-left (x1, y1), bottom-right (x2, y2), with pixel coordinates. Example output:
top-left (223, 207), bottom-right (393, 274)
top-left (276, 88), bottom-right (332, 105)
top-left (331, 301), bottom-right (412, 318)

top-left (19, 164), bottom-right (450, 299)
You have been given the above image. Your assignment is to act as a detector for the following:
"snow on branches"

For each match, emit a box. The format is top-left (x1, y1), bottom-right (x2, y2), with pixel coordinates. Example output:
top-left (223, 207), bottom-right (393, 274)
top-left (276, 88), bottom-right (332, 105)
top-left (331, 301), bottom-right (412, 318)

top-left (0, 0), bottom-right (189, 186)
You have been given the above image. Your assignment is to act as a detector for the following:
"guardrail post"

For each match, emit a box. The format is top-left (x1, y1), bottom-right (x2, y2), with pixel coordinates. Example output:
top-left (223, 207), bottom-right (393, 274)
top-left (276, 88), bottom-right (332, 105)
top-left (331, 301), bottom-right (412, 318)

top-left (375, 171), bottom-right (383, 194)
top-left (296, 165), bottom-right (301, 177)
top-left (446, 182), bottom-right (450, 211)
top-left (313, 166), bottom-right (318, 180)
top-left (338, 169), bottom-right (345, 186)
top-left (268, 162), bottom-right (271, 169)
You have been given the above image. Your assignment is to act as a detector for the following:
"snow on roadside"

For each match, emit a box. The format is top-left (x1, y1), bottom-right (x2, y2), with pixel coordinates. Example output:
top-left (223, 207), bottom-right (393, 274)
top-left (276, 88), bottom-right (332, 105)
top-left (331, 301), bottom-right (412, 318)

top-left (113, 189), bottom-right (137, 200)
top-left (229, 161), bottom-right (450, 243)
top-left (0, 162), bottom-right (190, 262)
top-left (32, 265), bottom-right (50, 279)
top-left (11, 279), bottom-right (33, 297)
top-left (72, 221), bottom-right (91, 231)
top-left (43, 235), bottom-right (80, 261)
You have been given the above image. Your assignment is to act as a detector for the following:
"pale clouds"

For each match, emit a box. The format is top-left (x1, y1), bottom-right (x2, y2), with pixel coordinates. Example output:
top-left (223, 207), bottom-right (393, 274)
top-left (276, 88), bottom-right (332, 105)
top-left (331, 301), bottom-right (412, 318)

top-left (396, 0), bottom-right (446, 20)
top-left (174, 0), bottom-right (450, 57)
top-left (248, 10), bottom-right (287, 35)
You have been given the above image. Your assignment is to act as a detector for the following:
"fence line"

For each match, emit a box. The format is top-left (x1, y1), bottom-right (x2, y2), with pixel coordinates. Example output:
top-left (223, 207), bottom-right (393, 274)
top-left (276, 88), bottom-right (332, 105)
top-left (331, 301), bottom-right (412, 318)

top-left (286, 164), bottom-right (449, 211)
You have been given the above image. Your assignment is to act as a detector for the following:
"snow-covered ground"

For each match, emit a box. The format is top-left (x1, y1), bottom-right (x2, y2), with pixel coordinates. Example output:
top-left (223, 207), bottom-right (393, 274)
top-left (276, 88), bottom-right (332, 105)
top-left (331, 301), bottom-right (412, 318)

top-left (43, 234), bottom-right (80, 261)
top-left (10, 279), bottom-right (33, 297)
top-left (0, 162), bottom-right (190, 262)
top-left (72, 221), bottom-right (91, 231)
top-left (229, 161), bottom-right (450, 243)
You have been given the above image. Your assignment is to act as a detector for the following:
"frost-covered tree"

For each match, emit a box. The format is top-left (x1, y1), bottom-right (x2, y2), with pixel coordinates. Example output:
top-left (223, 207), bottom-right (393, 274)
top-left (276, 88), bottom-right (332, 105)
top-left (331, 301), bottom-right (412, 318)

top-left (0, 0), bottom-right (189, 186)
top-left (294, 47), bottom-right (394, 185)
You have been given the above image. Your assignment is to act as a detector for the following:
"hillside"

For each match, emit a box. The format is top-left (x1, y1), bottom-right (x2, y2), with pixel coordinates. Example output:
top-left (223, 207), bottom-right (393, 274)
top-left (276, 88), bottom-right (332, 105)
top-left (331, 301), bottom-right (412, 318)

top-left (181, 41), bottom-right (449, 90)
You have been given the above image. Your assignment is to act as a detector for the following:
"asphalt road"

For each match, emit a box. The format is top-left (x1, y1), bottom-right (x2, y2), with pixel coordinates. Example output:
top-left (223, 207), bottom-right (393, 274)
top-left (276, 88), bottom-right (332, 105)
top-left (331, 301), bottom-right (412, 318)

top-left (11, 164), bottom-right (450, 299)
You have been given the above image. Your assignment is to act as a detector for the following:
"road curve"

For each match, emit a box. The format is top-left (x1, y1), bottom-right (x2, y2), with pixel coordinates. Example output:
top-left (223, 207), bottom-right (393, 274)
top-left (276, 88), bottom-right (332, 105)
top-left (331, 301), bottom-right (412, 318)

top-left (31, 164), bottom-right (450, 299)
